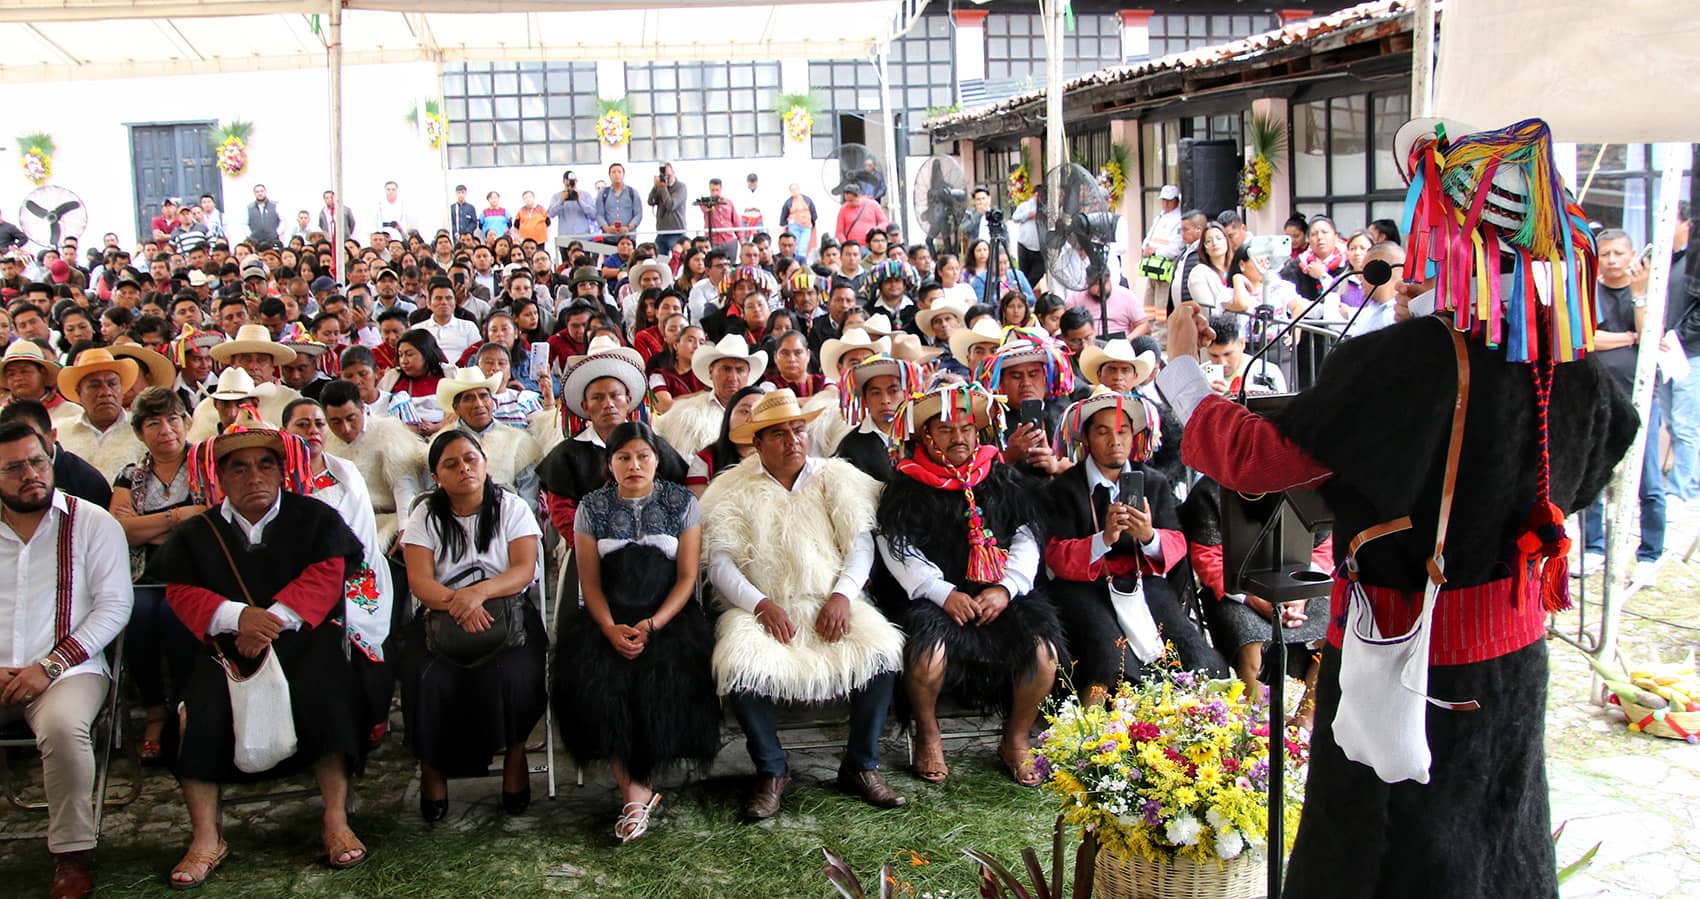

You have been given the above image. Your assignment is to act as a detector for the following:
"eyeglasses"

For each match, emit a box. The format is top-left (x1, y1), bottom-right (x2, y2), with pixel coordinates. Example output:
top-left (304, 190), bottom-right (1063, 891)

top-left (0, 456), bottom-right (51, 479)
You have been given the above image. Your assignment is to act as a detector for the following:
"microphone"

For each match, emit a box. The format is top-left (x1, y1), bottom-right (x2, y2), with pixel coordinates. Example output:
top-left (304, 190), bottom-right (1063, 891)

top-left (1235, 261), bottom-right (1392, 403)
top-left (1338, 259), bottom-right (1396, 337)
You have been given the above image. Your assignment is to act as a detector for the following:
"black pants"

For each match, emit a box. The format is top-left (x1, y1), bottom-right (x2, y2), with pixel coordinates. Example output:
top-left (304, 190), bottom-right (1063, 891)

top-left (1017, 246), bottom-right (1045, 292)
top-left (728, 671), bottom-right (896, 777)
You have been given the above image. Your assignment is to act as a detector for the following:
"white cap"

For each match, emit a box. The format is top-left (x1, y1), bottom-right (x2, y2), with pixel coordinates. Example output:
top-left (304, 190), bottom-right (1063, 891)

top-left (1159, 184), bottom-right (1181, 201)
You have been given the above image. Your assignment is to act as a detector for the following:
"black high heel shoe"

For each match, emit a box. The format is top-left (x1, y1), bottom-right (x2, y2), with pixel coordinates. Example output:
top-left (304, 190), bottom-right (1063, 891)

top-left (420, 795), bottom-right (448, 823)
top-left (501, 785), bottom-right (531, 816)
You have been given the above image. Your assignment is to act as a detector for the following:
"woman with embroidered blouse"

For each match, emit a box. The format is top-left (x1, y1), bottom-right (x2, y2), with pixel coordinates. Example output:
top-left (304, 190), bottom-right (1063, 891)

top-left (553, 422), bottom-right (718, 844)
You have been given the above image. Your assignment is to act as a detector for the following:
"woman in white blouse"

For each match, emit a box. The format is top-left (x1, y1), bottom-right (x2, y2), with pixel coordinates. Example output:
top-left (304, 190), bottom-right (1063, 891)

top-left (1186, 222), bottom-right (1235, 311)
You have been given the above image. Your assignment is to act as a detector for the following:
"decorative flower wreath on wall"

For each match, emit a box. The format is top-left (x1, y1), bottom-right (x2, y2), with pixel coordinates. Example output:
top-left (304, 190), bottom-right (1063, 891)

top-left (1098, 142), bottom-right (1131, 207)
top-left (1009, 145), bottom-right (1037, 204)
top-left (596, 98), bottom-right (632, 149)
top-left (18, 133), bottom-right (54, 186)
top-left (775, 93), bottom-right (819, 144)
top-left (404, 101), bottom-right (447, 149)
top-left (1240, 112), bottom-right (1287, 212)
top-left (211, 121), bottom-right (253, 177)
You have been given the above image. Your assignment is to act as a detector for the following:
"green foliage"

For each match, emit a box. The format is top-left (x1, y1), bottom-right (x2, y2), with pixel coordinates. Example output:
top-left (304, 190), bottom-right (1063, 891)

top-left (17, 132), bottom-right (55, 156)
top-left (1247, 112), bottom-right (1287, 171)
top-left (210, 120), bottom-right (253, 146)
top-left (775, 92), bottom-right (821, 117)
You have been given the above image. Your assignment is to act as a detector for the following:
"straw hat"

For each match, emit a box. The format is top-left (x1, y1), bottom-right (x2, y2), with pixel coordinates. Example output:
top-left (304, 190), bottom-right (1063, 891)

top-left (210, 324), bottom-right (297, 365)
top-left (728, 388), bottom-right (824, 445)
top-left (1393, 117), bottom-right (1530, 234)
top-left (889, 332), bottom-right (944, 365)
top-left (914, 299), bottom-right (970, 336)
top-left (846, 353), bottom-right (925, 398)
top-left (434, 366), bottom-right (504, 412)
top-left (820, 328), bottom-right (892, 381)
top-left (1058, 385), bottom-right (1163, 462)
top-left (1078, 338), bottom-right (1157, 386)
top-left (947, 316), bottom-right (1003, 362)
top-left (210, 405), bottom-right (291, 461)
top-left (1, 340), bottom-right (60, 379)
top-left (691, 333), bottom-right (769, 384)
top-left (58, 348), bottom-right (140, 399)
top-left (562, 335), bottom-right (647, 419)
top-left (279, 336), bottom-right (330, 359)
top-left (892, 381), bottom-right (1005, 446)
top-left (108, 344), bottom-right (177, 389)
top-left (859, 313), bottom-right (895, 338)
top-left (210, 367), bottom-right (259, 401)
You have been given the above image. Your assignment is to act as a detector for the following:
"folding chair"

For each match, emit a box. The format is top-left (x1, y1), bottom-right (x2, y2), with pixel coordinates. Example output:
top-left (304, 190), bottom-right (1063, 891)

top-left (0, 637), bottom-right (138, 843)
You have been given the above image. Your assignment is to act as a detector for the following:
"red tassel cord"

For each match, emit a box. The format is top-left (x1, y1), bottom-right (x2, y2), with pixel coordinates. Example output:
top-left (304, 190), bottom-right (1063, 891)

top-left (1513, 351), bottom-right (1571, 611)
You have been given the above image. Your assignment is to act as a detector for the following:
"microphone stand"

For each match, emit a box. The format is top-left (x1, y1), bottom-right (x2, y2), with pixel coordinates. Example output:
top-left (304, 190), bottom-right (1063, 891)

top-left (1236, 265), bottom-right (1384, 404)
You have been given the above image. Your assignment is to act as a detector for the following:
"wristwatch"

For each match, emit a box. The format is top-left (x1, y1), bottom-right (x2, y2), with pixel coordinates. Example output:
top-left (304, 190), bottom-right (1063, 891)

top-left (39, 657), bottom-right (64, 681)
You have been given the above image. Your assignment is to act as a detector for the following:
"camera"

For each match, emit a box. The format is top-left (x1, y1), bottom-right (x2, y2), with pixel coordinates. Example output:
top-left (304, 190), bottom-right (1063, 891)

top-left (985, 208), bottom-right (1004, 227)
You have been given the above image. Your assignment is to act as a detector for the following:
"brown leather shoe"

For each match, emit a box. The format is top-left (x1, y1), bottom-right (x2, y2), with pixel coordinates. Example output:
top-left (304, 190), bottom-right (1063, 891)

top-left (49, 850), bottom-right (92, 899)
top-left (837, 766), bottom-right (907, 809)
top-left (743, 774), bottom-right (790, 821)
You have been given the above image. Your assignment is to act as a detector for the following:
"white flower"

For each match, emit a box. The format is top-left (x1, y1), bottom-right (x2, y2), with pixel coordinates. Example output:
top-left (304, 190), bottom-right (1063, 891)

top-left (1165, 813), bottom-right (1203, 847)
top-left (1214, 827), bottom-right (1245, 860)
top-left (1205, 807), bottom-right (1228, 830)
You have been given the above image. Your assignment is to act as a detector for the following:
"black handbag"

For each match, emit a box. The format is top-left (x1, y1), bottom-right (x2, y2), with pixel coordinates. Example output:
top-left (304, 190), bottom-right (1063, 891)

top-left (423, 566), bottom-right (529, 667)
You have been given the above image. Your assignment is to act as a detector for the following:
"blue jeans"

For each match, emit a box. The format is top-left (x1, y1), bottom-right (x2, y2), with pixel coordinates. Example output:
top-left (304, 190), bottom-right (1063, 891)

top-left (728, 671), bottom-right (896, 777)
top-left (655, 232), bottom-right (684, 258)
top-left (1659, 366), bottom-right (1700, 501)
top-left (1585, 397), bottom-right (1666, 562)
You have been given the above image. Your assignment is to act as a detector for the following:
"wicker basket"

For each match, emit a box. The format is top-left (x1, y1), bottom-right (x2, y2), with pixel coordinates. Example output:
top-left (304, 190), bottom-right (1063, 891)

top-left (1094, 848), bottom-right (1265, 899)
top-left (1615, 696), bottom-right (1700, 742)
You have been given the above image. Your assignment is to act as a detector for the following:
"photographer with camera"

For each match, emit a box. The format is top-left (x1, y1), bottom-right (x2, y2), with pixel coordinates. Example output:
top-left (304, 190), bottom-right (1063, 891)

top-left (697, 179), bottom-right (739, 250)
top-left (648, 163), bottom-right (689, 256)
top-left (549, 170), bottom-right (598, 243)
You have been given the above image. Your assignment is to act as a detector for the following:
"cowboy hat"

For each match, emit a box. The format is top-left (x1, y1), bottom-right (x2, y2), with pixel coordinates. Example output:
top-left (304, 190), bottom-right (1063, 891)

top-left (889, 332), bottom-right (944, 365)
top-left (691, 333), bottom-right (769, 385)
top-left (58, 348), bottom-right (141, 399)
top-left (434, 366), bottom-right (504, 413)
top-left (279, 336), bottom-right (329, 359)
top-left (846, 353), bottom-right (925, 398)
top-left (627, 259), bottom-right (674, 289)
top-left (108, 343), bottom-right (177, 389)
top-left (1078, 339), bottom-right (1158, 386)
top-left (892, 381), bottom-right (1004, 446)
top-left (819, 328), bottom-right (893, 381)
top-left (1058, 385), bottom-right (1163, 462)
top-left (1, 340), bottom-right (60, 379)
top-left (209, 405), bottom-right (297, 464)
top-left (859, 313), bottom-right (895, 338)
top-left (210, 324), bottom-right (297, 365)
top-left (728, 387), bottom-right (825, 445)
top-left (210, 367), bottom-right (259, 401)
top-left (562, 335), bottom-right (647, 419)
top-left (914, 299), bottom-right (970, 336)
top-left (947, 316), bottom-right (1004, 363)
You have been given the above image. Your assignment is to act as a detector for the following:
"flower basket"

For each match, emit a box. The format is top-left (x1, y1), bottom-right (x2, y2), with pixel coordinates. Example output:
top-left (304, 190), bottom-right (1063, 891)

top-left (1095, 847), bottom-right (1264, 899)
top-left (596, 98), bottom-right (631, 149)
top-left (17, 133), bottom-right (54, 186)
top-left (210, 121), bottom-right (253, 177)
top-left (775, 92), bottom-right (819, 144)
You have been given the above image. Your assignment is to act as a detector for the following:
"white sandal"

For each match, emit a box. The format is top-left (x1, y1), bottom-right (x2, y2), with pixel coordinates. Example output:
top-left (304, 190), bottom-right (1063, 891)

top-left (615, 793), bottom-right (663, 844)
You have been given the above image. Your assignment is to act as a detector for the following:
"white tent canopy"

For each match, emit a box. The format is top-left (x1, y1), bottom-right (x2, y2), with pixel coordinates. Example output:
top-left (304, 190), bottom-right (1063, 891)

top-left (0, 0), bottom-right (916, 82)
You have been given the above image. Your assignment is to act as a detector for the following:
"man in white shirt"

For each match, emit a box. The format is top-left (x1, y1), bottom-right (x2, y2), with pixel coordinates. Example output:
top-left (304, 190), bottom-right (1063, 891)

top-left (373, 181), bottom-right (410, 242)
top-left (700, 389), bottom-right (906, 820)
top-left (56, 349), bottom-right (145, 482)
top-left (1139, 184), bottom-right (1185, 302)
top-left (414, 276), bottom-right (480, 365)
top-left (0, 421), bottom-right (131, 899)
top-left (1011, 194), bottom-right (1043, 287)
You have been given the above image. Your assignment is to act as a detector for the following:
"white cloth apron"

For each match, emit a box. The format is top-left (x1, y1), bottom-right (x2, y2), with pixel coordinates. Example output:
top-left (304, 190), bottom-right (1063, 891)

top-left (1108, 577), bottom-right (1166, 665)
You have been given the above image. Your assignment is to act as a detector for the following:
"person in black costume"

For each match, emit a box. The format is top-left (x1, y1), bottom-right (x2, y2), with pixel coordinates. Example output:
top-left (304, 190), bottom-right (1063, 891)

top-left (875, 381), bottom-right (1064, 787)
top-left (553, 423), bottom-right (719, 844)
top-left (1154, 118), bottom-right (1638, 899)
top-left (1043, 387), bottom-right (1225, 695)
top-left (834, 352), bottom-right (925, 481)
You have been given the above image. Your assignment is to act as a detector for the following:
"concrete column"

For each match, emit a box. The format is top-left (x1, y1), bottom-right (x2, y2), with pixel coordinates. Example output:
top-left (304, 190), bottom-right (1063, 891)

top-left (959, 138), bottom-right (978, 190)
top-left (779, 58), bottom-right (813, 166)
top-left (953, 9), bottom-right (988, 84)
top-left (1110, 117), bottom-right (1142, 267)
top-left (596, 60), bottom-right (627, 170)
top-left (1248, 96), bottom-right (1290, 238)
top-left (1120, 10), bottom-right (1154, 63)
top-left (1019, 134), bottom-right (1044, 184)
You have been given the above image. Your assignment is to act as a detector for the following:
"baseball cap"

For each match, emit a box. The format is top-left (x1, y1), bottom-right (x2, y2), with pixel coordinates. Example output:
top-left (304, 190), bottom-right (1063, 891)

top-left (1158, 184), bottom-right (1181, 201)
top-left (309, 275), bottom-right (337, 294)
top-left (48, 260), bottom-right (71, 284)
top-left (375, 266), bottom-right (399, 281)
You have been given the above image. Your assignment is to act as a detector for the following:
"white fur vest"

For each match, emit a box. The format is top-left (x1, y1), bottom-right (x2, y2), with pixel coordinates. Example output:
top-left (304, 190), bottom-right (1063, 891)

top-left (654, 391), bottom-right (722, 458)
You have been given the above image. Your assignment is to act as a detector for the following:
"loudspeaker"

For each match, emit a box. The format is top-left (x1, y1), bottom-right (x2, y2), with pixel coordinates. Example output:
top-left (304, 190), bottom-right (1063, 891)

top-left (1180, 138), bottom-right (1241, 219)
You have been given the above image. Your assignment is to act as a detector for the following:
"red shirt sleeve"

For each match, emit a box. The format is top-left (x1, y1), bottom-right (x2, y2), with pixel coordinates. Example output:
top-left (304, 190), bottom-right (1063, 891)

top-left (1189, 541), bottom-right (1227, 597)
top-left (543, 489), bottom-right (578, 536)
top-left (165, 584), bottom-right (230, 640)
top-left (1044, 535), bottom-right (1162, 582)
top-left (270, 558), bottom-right (350, 628)
top-left (1144, 529), bottom-right (1188, 576)
top-left (1311, 534), bottom-right (1336, 574)
top-left (1181, 395), bottom-right (1334, 494)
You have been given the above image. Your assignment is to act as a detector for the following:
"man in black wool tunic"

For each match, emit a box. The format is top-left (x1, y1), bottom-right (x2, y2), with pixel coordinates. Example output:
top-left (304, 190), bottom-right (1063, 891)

top-left (1155, 118), bottom-right (1637, 898)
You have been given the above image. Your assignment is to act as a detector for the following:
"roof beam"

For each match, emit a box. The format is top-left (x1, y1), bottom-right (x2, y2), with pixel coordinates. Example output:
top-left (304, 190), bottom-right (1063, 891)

top-left (24, 24), bottom-right (83, 65)
top-left (0, 2), bottom-right (329, 24)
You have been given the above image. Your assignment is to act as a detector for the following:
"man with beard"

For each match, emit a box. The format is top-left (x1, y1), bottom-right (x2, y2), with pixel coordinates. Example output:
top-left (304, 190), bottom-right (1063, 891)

top-left (874, 381), bottom-right (1063, 786)
top-left (0, 421), bottom-right (131, 899)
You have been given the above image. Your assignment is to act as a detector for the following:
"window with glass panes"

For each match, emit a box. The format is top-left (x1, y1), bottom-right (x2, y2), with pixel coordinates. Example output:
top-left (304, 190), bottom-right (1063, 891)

top-left (1290, 90), bottom-right (1410, 236)
top-left (443, 62), bottom-right (599, 169)
top-left (1145, 13), bottom-right (1279, 58)
top-left (974, 143), bottom-right (1021, 211)
top-left (807, 14), bottom-right (956, 159)
top-left (985, 13), bottom-right (1122, 84)
top-left (625, 62), bottom-right (783, 162)
top-left (1575, 144), bottom-right (1691, 247)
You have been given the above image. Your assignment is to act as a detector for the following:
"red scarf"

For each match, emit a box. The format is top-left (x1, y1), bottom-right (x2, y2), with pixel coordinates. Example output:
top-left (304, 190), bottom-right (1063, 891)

top-left (895, 444), bottom-right (1007, 583)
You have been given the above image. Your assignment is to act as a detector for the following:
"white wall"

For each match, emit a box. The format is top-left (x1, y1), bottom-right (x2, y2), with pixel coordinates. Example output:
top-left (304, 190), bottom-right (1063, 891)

top-left (1, 60), bottom-right (929, 256)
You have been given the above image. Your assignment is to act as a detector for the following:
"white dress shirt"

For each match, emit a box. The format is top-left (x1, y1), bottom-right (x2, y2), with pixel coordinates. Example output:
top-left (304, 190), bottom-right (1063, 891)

top-left (0, 490), bottom-right (131, 680)
top-left (706, 457), bottom-right (874, 612)
top-left (413, 316), bottom-right (480, 365)
top-left (878, 520), bottom-right (1040, 607)
top-left (204, 497), bottom-right (306, 636)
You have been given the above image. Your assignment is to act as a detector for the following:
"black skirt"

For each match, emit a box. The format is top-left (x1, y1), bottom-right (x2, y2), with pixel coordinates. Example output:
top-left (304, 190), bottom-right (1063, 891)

top-left (1284, 641), bottom-right (1558, 899)
top-left (896, 588), bottom-right (1067, 712)
top-left (398, 600), bottom-right (548, 778)
top-left (552, 545), bottom-right (720, 783)
top-left (1202, 593), bottom-right (1329, 654)
top-left (1052, 576), bottom-right (1227, 691)
top-left (174, 621), bottom-right (365, 784)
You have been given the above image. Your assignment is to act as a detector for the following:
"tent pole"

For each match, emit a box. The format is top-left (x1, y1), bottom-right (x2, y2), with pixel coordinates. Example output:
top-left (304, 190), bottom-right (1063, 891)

top-left (328, 1), bottom-right (346, 286)
top-left (1044, 0), bottom-right (1066, 190)
top-left (1411, 0), bottom-right (1436, 117)
top-left (875, 44), bottom-right (902, 240)
top-left (1597, 145), bottom-right (1686, 676)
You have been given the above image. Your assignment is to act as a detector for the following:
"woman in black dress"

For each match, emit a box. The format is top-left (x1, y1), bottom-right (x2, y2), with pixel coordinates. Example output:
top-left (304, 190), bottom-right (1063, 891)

top-left (554, 422), bottom-right (719, 843)
top-left (400, 429), bottom-right (547, 821)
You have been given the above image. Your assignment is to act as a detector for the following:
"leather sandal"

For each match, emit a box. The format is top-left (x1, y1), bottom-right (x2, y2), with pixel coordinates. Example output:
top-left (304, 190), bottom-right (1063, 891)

top-left (168, 841), bottom-right (228, 891)
top-left (323, 830), bottom-right (368, 870)
top-left (912, 734), bottom-right (949, 784)
top-left (999, 743), bottom-right (1043, 787)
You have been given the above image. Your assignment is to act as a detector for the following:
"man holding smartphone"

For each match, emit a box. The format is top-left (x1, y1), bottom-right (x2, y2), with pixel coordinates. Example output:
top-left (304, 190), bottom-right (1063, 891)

top-left (974, 331), bottom-right (1074, 476)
